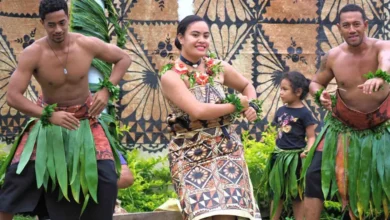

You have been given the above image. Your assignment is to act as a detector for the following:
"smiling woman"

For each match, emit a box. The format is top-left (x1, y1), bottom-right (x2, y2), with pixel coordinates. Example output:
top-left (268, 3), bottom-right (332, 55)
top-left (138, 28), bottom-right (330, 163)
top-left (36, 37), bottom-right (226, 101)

top-left (160, 15), bottom-right (262, 220)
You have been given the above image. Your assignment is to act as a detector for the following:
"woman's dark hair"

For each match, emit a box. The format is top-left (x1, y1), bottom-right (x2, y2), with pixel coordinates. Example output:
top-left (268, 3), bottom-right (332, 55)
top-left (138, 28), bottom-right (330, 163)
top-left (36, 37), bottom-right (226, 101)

top-left (39, 0), bottom-right (68, 21)
top-left (175, 15), bottom-right (206, 50)
top-left (282, 71), bottom-right (311, 100)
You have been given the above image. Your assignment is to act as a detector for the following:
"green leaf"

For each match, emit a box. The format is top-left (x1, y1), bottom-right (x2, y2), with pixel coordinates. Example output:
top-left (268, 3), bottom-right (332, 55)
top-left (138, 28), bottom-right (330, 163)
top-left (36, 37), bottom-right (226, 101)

top-left (35, 126), bottom-right (48, 188)
top-left (270, 156), bottom-right (284, 218)
top-left (283, 153), bottom-right (294, 175)
top-left (371, 135), bottom-right (382, 212)
top-left (81, 194), bottom-right (90, 216)
top-left (0, 119), bottom-right (35, 182)
top-left (52, 126), bottom-right (69, 201)
top-left (383, 132), bottom-right (390, 201)
top-left (17, 121), bottom-right (42, 174)
top-left (70, 129), bottom-right (82, 184)
top-left (46, 127), bottom-right (56, 192)
top-left (79, 133), bottom-right (88, 197)
top-left (43, 170), bottom-right (49, 191)
top-left (91, 59), bottom-right (111, 78)
top-left (302, 123), bottom-right (329, 178)
top-left (348, 134), bottom-right (360, 216)
top-left (321, 130), bottom-right (338, 199)
top-left (358, 135), bottom-right (372, 215)
top-left (289, 154), bottom-right (299, 198)
top-left (83, 121), bottom-right (98, 204)
top-left (70, 171), bottom-right (81, 203)
top-left (106, 0), bottom-right (127, 48)
top-left (62, 128), bottom-right (72, 173)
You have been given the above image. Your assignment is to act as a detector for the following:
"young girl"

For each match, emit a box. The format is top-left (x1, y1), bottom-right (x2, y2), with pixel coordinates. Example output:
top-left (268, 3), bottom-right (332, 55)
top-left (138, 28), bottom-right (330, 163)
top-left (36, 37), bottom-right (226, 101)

top-left (266, 71), bottom-right (317, 220)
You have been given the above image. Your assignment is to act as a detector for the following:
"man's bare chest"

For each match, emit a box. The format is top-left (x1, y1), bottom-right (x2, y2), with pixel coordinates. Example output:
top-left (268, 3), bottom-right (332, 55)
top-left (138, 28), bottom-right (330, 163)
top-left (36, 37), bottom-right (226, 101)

top-left (35, 53), bottom-right (93, 87)
top-left (332, 53), bottom-right (379, 85)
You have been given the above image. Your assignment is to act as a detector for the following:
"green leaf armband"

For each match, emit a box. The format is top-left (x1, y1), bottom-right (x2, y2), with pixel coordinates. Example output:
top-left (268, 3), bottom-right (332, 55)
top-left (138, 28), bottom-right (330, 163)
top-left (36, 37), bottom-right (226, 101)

top-left (314, 88), bottom-right (336, 110)
top-left (363, 69), bottom-right (390, 83)
top-left (249, 99), bottom-right (264, 122)
top-left (314, 88), bottom-right (324, 107)
top-left (41, 103), bottom-right (57, 127)
top-left (98, 77), bottom-right (120, 101)
top-left (223, 93), bottom-right (244, 119)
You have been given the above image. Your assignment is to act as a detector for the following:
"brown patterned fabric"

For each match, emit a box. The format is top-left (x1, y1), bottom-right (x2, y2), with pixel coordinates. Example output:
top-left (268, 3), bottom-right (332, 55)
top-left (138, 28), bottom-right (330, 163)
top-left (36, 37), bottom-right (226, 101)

top-left (11, 94), bottom-right (114, 164)
top-left (167, 82), bottom-right (261, 220)
top-left (332, 92), bottom-right (390, 130)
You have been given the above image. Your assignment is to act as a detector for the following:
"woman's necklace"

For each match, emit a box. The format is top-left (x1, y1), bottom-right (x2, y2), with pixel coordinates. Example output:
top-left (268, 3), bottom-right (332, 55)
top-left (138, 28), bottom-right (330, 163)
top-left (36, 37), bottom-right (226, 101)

top-left (179, 54), bottom-right (201, 68)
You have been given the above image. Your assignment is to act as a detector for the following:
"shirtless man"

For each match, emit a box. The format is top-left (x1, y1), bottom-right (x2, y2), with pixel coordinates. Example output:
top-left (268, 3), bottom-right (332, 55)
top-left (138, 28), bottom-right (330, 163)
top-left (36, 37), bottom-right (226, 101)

top-left (305, 4), bottom-right (390, 220)
top-left (0, 0), bottom-right (131, 219)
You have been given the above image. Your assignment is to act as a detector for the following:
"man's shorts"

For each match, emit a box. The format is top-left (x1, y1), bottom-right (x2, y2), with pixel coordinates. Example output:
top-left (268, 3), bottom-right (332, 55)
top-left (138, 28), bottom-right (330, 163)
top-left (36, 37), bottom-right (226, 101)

top-left (0, 160), bottom-right (118, 220)
top-left (305, 151), bottom-right (324, 200)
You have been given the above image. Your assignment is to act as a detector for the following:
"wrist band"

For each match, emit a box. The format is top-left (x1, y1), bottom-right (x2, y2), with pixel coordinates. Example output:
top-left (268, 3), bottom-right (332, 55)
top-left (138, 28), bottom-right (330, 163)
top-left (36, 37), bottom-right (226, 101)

top-left (249, 99), bottom-right (264, 122)
top-left (314, 88), bottom-right (324, 107)
top-left (41, 103), bottom-right (57, 127)
top-left (364, 69), bottom-right (390, 83)
top-left (314, 88), bottom-right (336, 110)
top-left (98, 77), bottom-right (120, 101)
top-left (224, 93), bottom-right (244, 119)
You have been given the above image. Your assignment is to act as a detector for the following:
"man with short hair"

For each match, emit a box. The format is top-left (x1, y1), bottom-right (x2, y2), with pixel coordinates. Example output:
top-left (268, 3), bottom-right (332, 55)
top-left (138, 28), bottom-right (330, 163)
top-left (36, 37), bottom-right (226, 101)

top-left (0, 0), bottom-right (131, 219)
top-left (304, 4), bottom-right (390, 220)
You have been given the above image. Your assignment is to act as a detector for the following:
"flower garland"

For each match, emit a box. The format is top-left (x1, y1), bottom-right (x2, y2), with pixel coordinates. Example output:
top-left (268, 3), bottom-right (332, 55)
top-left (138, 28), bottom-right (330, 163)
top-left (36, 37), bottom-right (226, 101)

top-left (41, 104), bottom-right (57, 127)
top-left (159, 56), bottom-right (223, 88)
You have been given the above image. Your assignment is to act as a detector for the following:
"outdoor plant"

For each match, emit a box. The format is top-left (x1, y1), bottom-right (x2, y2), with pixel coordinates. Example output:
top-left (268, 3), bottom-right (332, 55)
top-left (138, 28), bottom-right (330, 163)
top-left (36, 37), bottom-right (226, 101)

top-left (117, 149), bottom-right (177, 212)
top-left (242, 125), bottom-right (276, 212)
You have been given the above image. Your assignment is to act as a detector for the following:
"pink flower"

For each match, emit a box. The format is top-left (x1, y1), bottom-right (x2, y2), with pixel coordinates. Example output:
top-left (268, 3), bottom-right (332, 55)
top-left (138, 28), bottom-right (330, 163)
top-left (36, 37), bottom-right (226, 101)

top-left (195, 72), bottom-right (209, 85)
top-left (174, 63), bottom-right (188, 75)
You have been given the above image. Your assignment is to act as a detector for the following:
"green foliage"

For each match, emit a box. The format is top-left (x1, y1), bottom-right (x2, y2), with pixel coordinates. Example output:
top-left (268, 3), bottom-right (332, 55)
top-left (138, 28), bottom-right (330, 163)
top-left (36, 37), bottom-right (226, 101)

top-left (320, 200), bottom-right (343, 219)
top-left (115, 121), bottom-right (131, 137)
top-left (118, 150), bottom-right (177, 212)
top-left (159, 63), bottom-right (174, 76)
top-left (223, 93), bottom-right (244, 119)
top-left (41, 104), bottom-right (57, 127)
top-left (242, 125), bottom-right (276, 211)
top-left (0, 146), bottom-right (7, 186)
top-left (13, 216), bottom-right (35, 220)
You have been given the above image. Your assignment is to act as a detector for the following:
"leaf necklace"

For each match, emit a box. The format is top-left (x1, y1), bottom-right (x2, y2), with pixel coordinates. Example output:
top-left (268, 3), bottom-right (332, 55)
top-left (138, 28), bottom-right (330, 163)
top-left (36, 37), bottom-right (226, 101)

top-left (47, 36), bottom-right (70, 74)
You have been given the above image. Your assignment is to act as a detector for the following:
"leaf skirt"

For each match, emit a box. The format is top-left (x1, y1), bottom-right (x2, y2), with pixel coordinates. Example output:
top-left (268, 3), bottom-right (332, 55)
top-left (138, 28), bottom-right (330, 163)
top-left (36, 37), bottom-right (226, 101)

top-left (0, 115), bottom-right (122, 214)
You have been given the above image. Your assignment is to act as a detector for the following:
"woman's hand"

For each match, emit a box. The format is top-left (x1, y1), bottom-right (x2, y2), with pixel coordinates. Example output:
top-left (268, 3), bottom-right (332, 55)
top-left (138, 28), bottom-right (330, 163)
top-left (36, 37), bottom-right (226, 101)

top-left (238, 94), bottom-right (249, 111)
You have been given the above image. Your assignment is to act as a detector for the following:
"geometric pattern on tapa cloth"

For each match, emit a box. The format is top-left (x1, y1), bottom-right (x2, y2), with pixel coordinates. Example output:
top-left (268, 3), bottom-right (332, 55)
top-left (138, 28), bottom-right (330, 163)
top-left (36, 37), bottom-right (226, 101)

top-left (0, 0), bottom-right (388, 153)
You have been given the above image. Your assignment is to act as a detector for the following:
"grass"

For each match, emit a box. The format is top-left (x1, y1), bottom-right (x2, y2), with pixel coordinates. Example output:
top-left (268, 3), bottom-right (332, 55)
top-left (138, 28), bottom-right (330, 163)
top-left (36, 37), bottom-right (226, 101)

top-left (14, 215), bottom-right (35, 220)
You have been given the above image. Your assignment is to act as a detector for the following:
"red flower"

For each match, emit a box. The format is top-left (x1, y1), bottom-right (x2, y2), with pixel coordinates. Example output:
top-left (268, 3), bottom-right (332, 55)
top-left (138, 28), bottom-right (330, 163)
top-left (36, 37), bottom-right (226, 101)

top-left (174, 62), bottom-right (188, 75)
top-left (206, 58), bottom-right (214, 67)
top-left (195, 72), bottom-right (209, 85)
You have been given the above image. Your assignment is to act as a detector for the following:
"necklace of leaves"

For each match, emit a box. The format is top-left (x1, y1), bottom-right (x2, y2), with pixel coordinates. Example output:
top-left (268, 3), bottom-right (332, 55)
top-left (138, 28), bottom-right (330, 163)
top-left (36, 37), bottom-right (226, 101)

top-left (46, 36), bottom-right (70, 75)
